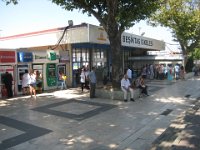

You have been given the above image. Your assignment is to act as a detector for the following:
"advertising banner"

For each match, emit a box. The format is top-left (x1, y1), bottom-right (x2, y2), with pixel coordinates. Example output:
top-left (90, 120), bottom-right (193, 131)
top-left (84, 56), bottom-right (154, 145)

top-left (0, 51), bottom-right (16, 63)
top-left (17, 52), bottom-right (33, 62)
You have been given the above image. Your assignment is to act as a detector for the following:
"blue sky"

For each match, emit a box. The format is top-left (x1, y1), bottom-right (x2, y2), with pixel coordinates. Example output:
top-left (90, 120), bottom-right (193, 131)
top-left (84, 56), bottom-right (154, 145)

top-left (0, 0), bottom-right (180, 51)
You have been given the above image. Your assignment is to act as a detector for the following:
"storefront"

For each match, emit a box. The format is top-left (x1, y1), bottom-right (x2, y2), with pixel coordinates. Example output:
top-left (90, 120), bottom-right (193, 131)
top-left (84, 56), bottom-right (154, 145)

top-left (0, 23), bottom-right (166, 89)
top-left (71, 43), bottom-right (109, 86)
top-left (0, 50), bottom-right (16, 98)
top-left (32, 50), bottom-right (59, 90)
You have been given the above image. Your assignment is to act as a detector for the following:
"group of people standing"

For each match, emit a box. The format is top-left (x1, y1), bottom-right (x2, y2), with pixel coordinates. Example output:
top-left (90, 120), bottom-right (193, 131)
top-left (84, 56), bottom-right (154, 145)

top-left (22, 69), bottom-right (42, 99)
top-left (1, 69), bottom-right (41, 99)
top-left (80, 66), bottom-right (97, 98)
top-left (140, 63), bottom-right (185, 81)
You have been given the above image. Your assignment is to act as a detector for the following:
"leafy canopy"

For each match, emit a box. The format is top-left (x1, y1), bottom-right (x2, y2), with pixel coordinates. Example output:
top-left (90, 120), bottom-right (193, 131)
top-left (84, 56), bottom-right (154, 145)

top-left (150, 0), bottom-right (200, 54)
top-left (193, 48), bottom-right (200, 59)
top-left (51, 0), bottom-right (161, 34)
top-left (1, 0), bottom-right (18, 5)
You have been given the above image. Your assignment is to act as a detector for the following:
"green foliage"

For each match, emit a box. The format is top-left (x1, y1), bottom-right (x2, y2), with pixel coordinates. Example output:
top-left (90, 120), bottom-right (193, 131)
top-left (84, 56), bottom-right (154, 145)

top-left (1, 0), bottom-right (18, 5)
top-left (51, 0), bottom-right (161, 34)
top-left (150, 0), bottom-right (200, 55)
top-left (193, 47), bottom-right (200, 60)
top-left (50, 0), bottom-right (162, 87)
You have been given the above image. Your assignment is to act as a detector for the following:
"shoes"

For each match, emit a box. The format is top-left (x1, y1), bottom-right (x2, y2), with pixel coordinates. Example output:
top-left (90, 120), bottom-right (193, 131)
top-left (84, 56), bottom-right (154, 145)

top-left (124, 99), bottom-right (128, 102)
top-left (130, 98), bottom-right (135, 102)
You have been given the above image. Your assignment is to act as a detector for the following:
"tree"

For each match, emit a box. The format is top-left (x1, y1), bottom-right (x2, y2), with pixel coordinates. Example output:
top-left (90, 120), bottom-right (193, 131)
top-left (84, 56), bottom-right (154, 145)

top-left (149, 0), bottom-right (200, 66)
top-left (2, 0), bottom-right (162, 88)
top-left (1, 0), bottom-right (18, 5)
top-left (51, 0), bottom-right (161, 87)
top-left (193, 47), bottom-right (200, 60)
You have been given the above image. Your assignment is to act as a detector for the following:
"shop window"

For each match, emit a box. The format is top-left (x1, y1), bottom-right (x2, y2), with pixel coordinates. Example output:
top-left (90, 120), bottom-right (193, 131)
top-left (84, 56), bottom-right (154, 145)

top-left (72, 48), bottom-right (90, 69)
top-left (93, 49), bottom-right (107, 68)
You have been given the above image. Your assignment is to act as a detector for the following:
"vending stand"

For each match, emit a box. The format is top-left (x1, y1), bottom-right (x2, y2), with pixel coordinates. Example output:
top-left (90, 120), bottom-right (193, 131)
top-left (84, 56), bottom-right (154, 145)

top-left (0, 50), bottom-right (16, 98)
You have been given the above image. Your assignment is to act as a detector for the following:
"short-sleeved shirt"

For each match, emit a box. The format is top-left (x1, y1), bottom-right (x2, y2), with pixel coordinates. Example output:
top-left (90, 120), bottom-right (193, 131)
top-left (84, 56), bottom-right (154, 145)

top-left (89, 71), bottom-right (96, 83)
top-left (127, 69), bottom-right (132, 79)
top-left (80, 72), bottom-right (86, 83)
top-left (121, 78), bottom-right (130, 89)
top-left (22, 73), bottom-right (29, 88)
top-left (28, 74), bottom-right (36, 84)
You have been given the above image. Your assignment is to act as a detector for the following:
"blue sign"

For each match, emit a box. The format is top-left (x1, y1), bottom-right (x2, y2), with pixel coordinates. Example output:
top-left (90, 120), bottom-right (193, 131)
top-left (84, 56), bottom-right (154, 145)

top-left (17, 52), bottom-right (33, 62)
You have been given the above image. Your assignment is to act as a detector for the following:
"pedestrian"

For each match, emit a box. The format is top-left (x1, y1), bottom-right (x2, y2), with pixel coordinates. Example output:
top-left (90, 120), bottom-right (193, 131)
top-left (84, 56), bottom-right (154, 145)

top-left (126, 66), bottom-right (132, 83)
top-left (180, 65), bottom-right (185, 80)
top-left (174, 64), bottom-right (180, 80)
top-left (22, 70), bottom-right (29, 95)
top-left (2, 72), bottom-right (13, 98)
top-left (84, 65), bottom-right (90, 90)
top-left (80, 68), bottom-right (86, 92)
top-left (121, 74), bottom-right (135, 102)
top-left (36, 70), bottom-right (43, 93)
top-left (28, 70), bottom-right (37, 99)
top-left (102, 66), bottom-right (108, 85)
top-left (109, 64), bottom-right (112, 82)
top-left (167, 66), bottom-right (173, 81)
top-left (138, 76), bottom-right (149, 97)
top-left (150, 64), bottom-right (154, 80)
top-left (61, 72), bottom-right (67, 90)
top-left (88, 67), bottom-right (97, 98)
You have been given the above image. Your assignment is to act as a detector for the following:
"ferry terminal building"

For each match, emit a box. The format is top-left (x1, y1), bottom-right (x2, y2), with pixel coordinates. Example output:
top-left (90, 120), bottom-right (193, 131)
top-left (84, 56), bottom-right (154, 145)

top-left (0, 23), bottom-right (182, 97)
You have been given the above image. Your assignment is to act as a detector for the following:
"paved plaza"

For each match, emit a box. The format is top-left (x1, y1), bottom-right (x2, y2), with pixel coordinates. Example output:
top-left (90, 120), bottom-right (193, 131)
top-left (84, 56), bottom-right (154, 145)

top-left (0, 76), bottom-right (200, 150)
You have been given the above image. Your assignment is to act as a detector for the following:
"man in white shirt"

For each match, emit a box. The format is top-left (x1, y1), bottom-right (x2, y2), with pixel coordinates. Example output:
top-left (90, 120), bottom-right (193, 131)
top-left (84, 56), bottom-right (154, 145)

top-left (121, 74), bottom-right (135, 102)
top-left (126, 68), bottom-right (132, 82)
top-left (174, 64), bottom-right (180, 80)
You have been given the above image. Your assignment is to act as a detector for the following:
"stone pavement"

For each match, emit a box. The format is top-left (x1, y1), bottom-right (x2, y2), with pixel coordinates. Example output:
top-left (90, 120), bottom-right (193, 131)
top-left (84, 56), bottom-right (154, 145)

top-left (150, 96), bottom-right (200, 150)
top-left (0, 75), bottom-right (200, 150)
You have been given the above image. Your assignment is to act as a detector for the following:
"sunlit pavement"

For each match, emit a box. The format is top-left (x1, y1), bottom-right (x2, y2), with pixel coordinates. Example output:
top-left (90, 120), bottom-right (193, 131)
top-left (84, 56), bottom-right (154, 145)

top-left (0, 76), bottom-right (200, 150)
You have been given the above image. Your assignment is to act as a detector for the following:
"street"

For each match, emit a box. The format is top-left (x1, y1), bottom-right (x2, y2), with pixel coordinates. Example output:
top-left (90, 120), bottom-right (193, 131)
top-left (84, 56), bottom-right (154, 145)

top-left (0, 76), bottom-right (200, 150)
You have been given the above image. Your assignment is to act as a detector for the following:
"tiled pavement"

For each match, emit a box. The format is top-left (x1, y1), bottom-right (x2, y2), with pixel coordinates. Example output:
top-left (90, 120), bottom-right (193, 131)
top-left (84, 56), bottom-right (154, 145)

top-left (0, 75), bottom-right (200, 150)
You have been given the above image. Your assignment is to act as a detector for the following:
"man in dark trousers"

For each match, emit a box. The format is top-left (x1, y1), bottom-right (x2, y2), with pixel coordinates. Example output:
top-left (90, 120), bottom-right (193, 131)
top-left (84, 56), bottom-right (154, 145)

top-left (3, 72), bottom-right (13, 98)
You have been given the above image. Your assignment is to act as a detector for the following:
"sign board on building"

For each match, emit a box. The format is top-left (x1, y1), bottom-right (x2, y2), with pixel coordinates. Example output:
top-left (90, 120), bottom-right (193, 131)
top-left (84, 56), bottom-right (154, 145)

top-left (59, 51), bottom-right (70, 62)
top-left (88, 24), bottom-right (165, 51)
top-left (33, 51), bottom-right (59, 63)
top-left (121, 33), bottom-right (165, 50)
top-left (17, 52), bottom-right (33, 62)
top-left (0, 51), bottom-right (16, 63)
top-left (47, 50), bottom-right (57, 61)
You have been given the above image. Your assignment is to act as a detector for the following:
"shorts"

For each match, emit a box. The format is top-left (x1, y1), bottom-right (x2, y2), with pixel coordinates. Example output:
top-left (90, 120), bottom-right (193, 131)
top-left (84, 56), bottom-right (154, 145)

top-left (29, 83), bottom-right (36, 88)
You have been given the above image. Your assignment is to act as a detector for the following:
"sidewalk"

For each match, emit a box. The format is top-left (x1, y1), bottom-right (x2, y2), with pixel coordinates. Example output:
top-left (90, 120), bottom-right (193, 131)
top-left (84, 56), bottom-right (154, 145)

top-left (0, 74), bottom-right (199, 150)
top-left (150, 95), bottom-right (200, 150)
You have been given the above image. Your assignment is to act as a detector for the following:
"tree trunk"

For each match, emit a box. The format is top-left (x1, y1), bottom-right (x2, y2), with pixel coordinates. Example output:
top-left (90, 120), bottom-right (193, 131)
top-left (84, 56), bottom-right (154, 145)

top-left (109, 33), bottom-right (123, 89)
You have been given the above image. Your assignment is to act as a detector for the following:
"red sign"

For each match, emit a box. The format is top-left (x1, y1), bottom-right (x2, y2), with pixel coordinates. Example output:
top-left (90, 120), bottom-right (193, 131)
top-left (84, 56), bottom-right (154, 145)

top-left (0, 51), bottom-right (16, 63)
